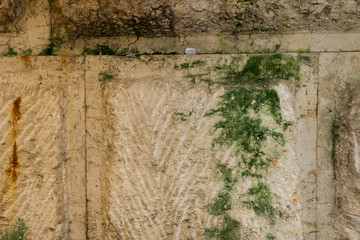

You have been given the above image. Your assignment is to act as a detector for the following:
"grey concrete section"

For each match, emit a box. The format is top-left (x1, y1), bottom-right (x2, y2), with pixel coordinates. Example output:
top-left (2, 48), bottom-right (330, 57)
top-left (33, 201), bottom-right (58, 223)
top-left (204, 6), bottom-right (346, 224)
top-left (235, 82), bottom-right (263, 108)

top-left (62, 56), bottom-right (87, 240)
top-left (85, 56), bottom-right (108, 240)
top-left (317, 53), bottom-right (337, 240)
top-left (61, 33), bottom-right (360, 56)
top-left (318, 53), bottom-right (360, 240)
top-left (295, 54), bottom-right (319, 240)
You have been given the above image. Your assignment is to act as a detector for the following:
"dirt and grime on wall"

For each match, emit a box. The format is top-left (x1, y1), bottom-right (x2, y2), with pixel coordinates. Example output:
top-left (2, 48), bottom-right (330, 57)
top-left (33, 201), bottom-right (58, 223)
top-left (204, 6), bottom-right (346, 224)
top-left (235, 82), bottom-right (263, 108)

top-left (0, 0), bottom-right (27, 33)
top-left (3, 0), bottom-right (360, 55)
top-left (52, 0), bottom-right (360, 40)
top-left (0, 55), bottom-right (356, 239)
top-left (6, 97), bottom-right (22, 184)
top-left (334, 78), bottom-right (360, 239)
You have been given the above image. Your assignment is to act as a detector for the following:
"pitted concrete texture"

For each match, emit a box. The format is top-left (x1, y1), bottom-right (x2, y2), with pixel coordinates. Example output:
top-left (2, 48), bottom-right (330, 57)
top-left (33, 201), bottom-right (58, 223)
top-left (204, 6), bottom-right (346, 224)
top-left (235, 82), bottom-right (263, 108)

top-left (0, 54), bottom-right (359, 239)
top-left (335, 79), bottom-right (360, 239)
top-left (85, 55), bottom-right (315, 240)
top-left (54, 0), bottom-right (360, 38)
top-left (4, 0), bottom-right (360, 56)
top-left (318, 53), bottom-right (360, 240)
top-left (0, 56), bottom-right (86, 240)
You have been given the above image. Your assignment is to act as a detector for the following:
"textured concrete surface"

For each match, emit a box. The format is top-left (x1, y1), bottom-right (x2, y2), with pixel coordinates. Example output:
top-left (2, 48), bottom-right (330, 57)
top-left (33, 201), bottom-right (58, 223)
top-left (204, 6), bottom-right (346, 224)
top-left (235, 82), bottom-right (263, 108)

top-left (85, 55), bottom-right (308, 240)
top-left (0, 56), bottom-right (86, 240)
top-left (318, 53), bottom-right (360, 240)
top-left (53, 0), bottom-right (360, 37)
top-left (0, 0), bottom-right (49, 55)
top-left (4, 0), bottom-right (360, 55)
top-left (0, 54), bottom-right (359, 239)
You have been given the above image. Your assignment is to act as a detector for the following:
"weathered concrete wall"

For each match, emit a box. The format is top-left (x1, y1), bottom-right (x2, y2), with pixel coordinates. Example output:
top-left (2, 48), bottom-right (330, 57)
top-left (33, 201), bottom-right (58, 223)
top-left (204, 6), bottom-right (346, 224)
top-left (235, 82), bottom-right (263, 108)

top-left (0, 56), bottom-right (86, 239)
top-left (0, 0), bottom-right (49, 55)
top-left (84, 55), bottom-right (316, 240)
top-left (50, 0), bottom-right (360, 38)
top-left (0, 1), bottom-right (358, 240)
top-left (4, 0), bottom-right (360, 56)
top-left (318, 53), bottom-right (360, 240)
top-left (0, 54), bottom-right (357, 239)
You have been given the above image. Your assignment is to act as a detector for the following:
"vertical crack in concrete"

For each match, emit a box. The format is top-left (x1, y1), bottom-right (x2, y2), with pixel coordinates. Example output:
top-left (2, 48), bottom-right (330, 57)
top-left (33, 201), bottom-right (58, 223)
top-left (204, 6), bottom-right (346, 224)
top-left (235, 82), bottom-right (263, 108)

top-left (315, 65), bottom-right (320, 240)
top-left (84, 56), bottom-right (89, 240)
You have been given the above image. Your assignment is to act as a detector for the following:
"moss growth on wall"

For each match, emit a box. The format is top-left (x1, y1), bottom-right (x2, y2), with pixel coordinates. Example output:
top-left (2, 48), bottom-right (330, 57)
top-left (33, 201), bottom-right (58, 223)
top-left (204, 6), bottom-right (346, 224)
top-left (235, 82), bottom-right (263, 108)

top-left (83, 44), bottom-right (117, 55)
top-left (240, 181), bottom-right (282, 225)
top-left (205, 215), bottom-right (245, 240)
top-left (39, 28), bottom-right (68, 56)
top-left (174, 110), bottom-right (193, 122)
top-left (0, 218), bottom-right (28, 240)
top-left (214, 54), bottom-right (301, 86)
top-left (99, 72), bottom-right (116, 87)
top-left (2, 46), bottom-right (18, 56)
top-left (178, 54), bottom-right (304, 239)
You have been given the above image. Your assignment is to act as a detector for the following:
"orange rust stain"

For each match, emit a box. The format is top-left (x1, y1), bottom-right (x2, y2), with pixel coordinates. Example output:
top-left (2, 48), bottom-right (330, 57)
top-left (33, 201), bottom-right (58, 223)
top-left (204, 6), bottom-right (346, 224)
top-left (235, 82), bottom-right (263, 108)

top-left (6, 140), bottom-right (19, 183)
top-left (20, 56), bottom-right (31, 67)
top-left (5, 97), bottom-right (22, 185)
top-left (308, 170), bottom-right (317, 177)
top-left (60, 56), bottom-right (68, 64)
top-left (292, 190), bottom-right (298, 205)
top-left (271, 159), bottom-right (279, 166)
top-left (307, 110), bottom-right (317, 118)
top-left (249, 230), bottom-right (259, 235)
top-left (240, 207), bottom-right (253, 215)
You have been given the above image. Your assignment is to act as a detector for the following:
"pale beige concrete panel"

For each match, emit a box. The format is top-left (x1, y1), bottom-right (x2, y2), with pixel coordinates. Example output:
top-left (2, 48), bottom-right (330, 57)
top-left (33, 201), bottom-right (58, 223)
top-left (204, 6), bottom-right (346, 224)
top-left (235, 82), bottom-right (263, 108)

top-left (294, 54), bottom-right (319, 240)
top-left (0, 56), bottom-right (85, 239)
top-left (85, 55), bottom-right (312, 240)
top-left (85, 56), bottom-right (108, 240)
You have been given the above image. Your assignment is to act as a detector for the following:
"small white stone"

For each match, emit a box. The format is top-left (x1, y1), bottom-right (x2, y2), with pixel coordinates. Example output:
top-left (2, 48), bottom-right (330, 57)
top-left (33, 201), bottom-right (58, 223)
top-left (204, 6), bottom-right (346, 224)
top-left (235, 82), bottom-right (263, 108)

top-left (185, 48), bottom-right (196, 55)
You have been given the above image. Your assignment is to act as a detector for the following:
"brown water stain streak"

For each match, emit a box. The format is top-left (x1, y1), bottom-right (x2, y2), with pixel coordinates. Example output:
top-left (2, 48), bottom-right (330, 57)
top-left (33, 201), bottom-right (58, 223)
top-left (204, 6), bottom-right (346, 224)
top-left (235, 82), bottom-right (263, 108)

top-left (6, 141), bottom-right (19, 183)
top-left (11, 97), bottom-right (22, 137)
top-left (5, 97), bottom-right (22, 186)
top-left (0, 97), bottom-right (22, 220)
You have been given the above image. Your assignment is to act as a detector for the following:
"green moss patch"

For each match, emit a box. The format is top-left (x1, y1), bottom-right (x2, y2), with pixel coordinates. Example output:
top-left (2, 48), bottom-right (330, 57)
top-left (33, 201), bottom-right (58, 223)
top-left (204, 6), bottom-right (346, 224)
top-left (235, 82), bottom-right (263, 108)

top-left (2, 46), bottom-right (18, 56)
top-left (196, 54), bottom-right (304, 239)
top-left (211, 192), bottom-right (232, 216)
top-left (82, 44), bottom-right (117, 55)
top-left (215, 54), bottom-right (301, 86)
top-left (240, 181), bottom-right (282, 225)
top-left (205, 215), bottom-right (244, 240)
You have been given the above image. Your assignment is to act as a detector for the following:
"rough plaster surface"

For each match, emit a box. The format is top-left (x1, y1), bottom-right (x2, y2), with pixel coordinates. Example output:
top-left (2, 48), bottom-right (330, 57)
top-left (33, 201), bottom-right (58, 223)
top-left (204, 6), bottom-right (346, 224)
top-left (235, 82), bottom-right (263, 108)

top-left (336, 80), bottom-right (360, 239)
top-left (85, 55), bottom-right (311, 240)
top-left (0, 54), bottom-right (358, 239)
top-left (4, 1), bottom-right (360, 55)
top-left (0, 57), bottom-right (86, 240)
top-left (0, 0), bottom-right (49, 55)
top-left (53, 0), bottom-right (360, 38)
top-left (318, 53), bottom-right (360, 240)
